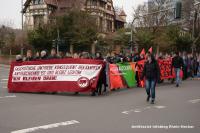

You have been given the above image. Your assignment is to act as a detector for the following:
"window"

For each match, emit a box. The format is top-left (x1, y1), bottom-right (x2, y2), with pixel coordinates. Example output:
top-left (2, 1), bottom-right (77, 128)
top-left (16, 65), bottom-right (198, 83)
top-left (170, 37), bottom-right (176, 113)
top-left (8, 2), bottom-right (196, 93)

top-left (107, 5), bottom-right (111, 11)
top-left (87, 0), bottom-right (97, 6)
top-left (33, 0), bottom-right (44, 5)
top-left (33, 15), bottom-right (44, 27)
top-left (107, 20), bottom-right (112, 32)
top-left (92, 0), bottom-right (97, 6)
top-left (100, 2), bottom-right (105, 8)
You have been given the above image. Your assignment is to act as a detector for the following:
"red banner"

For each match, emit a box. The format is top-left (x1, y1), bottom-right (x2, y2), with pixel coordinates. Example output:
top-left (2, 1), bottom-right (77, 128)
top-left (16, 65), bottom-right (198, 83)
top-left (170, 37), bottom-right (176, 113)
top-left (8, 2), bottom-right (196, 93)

top-left (158, 58), bottom-right (174, 80)
top-left (8, 59), bottom-right (105, 93)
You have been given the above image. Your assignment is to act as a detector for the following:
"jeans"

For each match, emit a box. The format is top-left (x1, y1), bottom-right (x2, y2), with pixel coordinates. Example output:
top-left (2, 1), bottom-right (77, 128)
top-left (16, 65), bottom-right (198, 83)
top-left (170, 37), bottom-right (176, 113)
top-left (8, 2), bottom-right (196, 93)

top-left (175, 68), bottom-right (181, 85)
top-left (145, 79), bottom-right (156, 100)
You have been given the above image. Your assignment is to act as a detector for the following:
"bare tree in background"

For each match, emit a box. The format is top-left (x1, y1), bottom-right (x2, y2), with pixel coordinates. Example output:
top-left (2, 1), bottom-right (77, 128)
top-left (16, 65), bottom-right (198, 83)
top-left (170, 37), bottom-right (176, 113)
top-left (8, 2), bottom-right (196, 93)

top-left (133, 0), bottom-right (174, 32)
top-left (181, 0), bottom-right (200, 52)
top-left (0, 20), bottom-right (27, 55)
top-left (132, 0), bottom-right (175, 53)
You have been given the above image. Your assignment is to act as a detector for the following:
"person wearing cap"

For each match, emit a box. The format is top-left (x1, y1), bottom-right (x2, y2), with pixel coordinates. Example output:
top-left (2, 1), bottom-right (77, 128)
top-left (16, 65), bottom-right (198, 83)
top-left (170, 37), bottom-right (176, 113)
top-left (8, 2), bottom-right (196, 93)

top-left (16, 55), bottom-right (23, 62)
top-left (40, 50), bottom-right (48, 60)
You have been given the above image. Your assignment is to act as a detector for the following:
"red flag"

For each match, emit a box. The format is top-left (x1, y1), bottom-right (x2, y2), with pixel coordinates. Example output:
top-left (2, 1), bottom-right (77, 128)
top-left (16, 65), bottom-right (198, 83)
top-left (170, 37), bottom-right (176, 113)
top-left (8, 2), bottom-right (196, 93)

top-left (140, 48), bottom-right (146, 56)
top-left (148, 47), bottom-right (153, 53)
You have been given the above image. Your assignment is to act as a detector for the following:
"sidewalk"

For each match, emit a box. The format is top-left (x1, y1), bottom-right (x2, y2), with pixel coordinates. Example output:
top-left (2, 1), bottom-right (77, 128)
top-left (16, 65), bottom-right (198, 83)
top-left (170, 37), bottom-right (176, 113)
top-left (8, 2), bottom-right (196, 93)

top-left (0, 64), bottom-right (10, 69)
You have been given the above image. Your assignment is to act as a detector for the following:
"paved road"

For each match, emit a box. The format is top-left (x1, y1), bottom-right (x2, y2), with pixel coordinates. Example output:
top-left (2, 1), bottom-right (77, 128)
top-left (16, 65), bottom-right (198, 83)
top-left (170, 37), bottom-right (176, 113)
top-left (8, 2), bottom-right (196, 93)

top-left (0, 64), bottom-right (200, 133)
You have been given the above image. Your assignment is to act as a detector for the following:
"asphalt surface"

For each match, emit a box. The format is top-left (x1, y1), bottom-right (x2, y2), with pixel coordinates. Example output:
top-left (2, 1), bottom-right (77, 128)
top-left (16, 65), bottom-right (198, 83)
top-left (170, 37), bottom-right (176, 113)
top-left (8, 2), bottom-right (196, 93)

top-left (0, 64), bottom-right (200, 133)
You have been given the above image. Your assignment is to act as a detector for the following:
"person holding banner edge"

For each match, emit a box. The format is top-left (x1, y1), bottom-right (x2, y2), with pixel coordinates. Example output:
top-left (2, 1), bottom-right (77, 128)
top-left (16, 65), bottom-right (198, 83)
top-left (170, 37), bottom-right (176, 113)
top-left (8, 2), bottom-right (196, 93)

top-left (141, 54), bottom-right (160, 104)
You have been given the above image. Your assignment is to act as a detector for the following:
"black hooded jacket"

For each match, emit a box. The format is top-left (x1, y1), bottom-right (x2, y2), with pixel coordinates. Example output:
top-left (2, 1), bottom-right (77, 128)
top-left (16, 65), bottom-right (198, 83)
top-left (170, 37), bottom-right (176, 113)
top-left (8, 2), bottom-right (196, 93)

top-left (142, 60), bottom-right (160, 80)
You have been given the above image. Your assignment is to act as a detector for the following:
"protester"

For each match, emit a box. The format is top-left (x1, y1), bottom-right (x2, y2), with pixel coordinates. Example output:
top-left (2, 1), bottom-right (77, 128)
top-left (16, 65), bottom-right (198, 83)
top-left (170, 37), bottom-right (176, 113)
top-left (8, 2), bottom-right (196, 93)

top-left (58, 51), bottom-right (65, 59)
top-left (94, 52), bottom-right (107, 95)
top-left (172, 52), bottom-right (184, 87)
top-left (24, 50), bottom-right (34, 61)
top-left (141, 54), bottom-right (160, 104)
top-left (135, 62), bottom-right (140, 87)
top-left (48, 48), bottom-right (59, 59)
top-left (16, 55), bottom-right (23, 62)
top-left (106, 53), bottom-right (116, 64)
top-left (158, 52), bottom-right (164, 59)
top-left (193, 55), bottom-right (199, 77)
top-left (34, 51), bottom-right (40, 60)
top-left (73, 53), bottom-right (79, 59)
top-left (80, 52), bottom-right (90, 59)
top-left (40, 50), bottom-right (48, 60)
top-left (133, 53), bottom-right (140, 62)
top-left (182, 52), bottom-right (188, 80)
top-left (95, 52), bottom-right (103, 60)
top-left (198, 54), bottom-right (200, 77)
top-left (65, 52), bottom-right (72, 58)
top-left (188, 54), bottom-right (195, 78)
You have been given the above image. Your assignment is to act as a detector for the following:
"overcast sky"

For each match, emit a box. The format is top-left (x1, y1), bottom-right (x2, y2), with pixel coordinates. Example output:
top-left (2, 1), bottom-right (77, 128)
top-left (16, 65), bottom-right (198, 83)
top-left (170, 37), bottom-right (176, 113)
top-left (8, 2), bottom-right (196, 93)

top-left (0, 0), bottom-right (147, 29)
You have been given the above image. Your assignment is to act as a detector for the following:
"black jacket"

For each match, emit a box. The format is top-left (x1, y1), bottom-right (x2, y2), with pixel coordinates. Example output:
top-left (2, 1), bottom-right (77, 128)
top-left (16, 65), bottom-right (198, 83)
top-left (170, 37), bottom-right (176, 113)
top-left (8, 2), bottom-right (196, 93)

top-left (142, 61), bottom-right (160, 80)
top-left (172, 56), bottom-right (184, 69)
top-left (48, 55), bottom-right (59, 59)
top-left (25, 57), bottom-right (34, 61)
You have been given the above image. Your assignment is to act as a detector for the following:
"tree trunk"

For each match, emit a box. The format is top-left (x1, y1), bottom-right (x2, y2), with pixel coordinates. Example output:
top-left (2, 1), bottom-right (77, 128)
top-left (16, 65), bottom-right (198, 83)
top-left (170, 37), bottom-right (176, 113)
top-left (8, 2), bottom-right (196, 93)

top-left (70, 44), bottom-right (74, 54)
top-left (91, 42), bottom-right (96, 55)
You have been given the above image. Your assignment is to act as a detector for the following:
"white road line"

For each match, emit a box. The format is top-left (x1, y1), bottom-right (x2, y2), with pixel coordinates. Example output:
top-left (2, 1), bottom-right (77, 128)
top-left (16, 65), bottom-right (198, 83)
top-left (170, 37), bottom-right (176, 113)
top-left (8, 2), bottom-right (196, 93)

top-left (3, 86), bottom-right (7, 89)
top-left (0, 95), bottom-right (16, 99)
top-left (154, 106), bottom-right (166, 109)
top-left (122, 105), bottom-right (166, 114)
top-left (189, 99), bottom-right (200, 104)
top-left (1, 79), bottom-right (8, 81)
top-left (122, 110), bottom-right (134, 114)
top-left (11, 120), bottom-right (80, 133)
top-left (134, 109), bottom-right (142, 113)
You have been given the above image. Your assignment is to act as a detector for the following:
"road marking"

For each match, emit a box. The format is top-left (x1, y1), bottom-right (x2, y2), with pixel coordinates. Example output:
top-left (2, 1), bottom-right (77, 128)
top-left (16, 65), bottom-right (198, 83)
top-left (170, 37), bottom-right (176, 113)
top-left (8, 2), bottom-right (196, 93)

top-left (0, 95), bottom-right (16, 99)
top-left (154, 106), bottom-right (166, 109)
top-left (11, 120), bottom-right (80, 133)
top-left (122, 105), bottom-right (166, 114)
top-left (3, 86), bottom-right (7, 89)
top-left (189, 99), bottom-right (200, 104)
top-left (122, 110), bottom-right (134, 114)
top-left (1, 79), bottom-right (8, 81)
top-left (134, 109), bottom-right (142, 113)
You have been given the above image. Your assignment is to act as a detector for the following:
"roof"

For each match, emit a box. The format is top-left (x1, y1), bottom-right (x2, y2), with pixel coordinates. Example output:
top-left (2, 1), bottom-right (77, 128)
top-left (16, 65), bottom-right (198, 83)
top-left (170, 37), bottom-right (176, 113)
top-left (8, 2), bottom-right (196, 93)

top-left (45, 0), bottom-right (86, 8)
top-left (23, 0), bottom-right (86, 13)
top-left (115, 14), bottom-right (126, 23)
top-left (119, 10), bottom-right (127, 16)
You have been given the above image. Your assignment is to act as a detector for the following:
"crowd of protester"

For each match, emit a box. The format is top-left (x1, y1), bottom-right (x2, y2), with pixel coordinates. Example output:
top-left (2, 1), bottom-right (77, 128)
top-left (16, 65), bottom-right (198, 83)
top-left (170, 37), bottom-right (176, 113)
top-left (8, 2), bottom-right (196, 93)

top-left (15, 48), bottom-right (200, 96)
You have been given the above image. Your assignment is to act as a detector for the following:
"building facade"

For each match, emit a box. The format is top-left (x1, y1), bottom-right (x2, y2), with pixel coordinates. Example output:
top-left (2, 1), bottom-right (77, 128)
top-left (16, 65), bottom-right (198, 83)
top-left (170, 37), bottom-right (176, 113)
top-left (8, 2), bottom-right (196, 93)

top-left (23, 0), bottom-right (126, 32)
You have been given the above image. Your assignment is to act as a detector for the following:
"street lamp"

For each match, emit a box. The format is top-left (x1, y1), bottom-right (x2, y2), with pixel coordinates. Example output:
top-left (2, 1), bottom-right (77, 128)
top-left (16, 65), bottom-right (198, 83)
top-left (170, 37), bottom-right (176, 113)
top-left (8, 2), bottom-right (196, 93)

top-left (130, 17), bottom-right (139, 53)
top-left (21, 0), bottom-right (24, 56)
